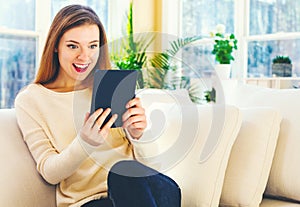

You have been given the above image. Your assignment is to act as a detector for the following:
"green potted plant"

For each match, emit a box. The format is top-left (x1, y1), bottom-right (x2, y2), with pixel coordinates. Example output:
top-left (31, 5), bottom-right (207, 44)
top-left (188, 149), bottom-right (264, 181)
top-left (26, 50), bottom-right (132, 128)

top-left (148, 36), bottom-right (203, 103)
top-left (110, 1), bottom-right (205, 104)
top-left (210, 24), bottom-right (238, 79)
top-left (110, 1), bottom-right (153, 88)
top-left (271, 55), bottom-right (292, 77)
top-left (204, 87), bottom-right (216, 103)
top-left (211, 24), bottom-right (238, 64)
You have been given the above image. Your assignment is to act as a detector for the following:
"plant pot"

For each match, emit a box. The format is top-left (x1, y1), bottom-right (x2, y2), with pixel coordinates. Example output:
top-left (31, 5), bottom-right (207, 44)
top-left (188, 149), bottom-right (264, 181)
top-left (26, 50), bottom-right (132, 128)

top-left (272, 63), bottom-right (292, 77)
top-left (215, 64), bottom-right (231, 79)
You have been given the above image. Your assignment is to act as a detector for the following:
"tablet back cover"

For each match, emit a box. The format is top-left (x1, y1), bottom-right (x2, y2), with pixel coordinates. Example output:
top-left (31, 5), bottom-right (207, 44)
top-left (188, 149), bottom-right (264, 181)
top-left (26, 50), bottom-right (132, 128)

top-left (90, 70), bottom-right (137, 128)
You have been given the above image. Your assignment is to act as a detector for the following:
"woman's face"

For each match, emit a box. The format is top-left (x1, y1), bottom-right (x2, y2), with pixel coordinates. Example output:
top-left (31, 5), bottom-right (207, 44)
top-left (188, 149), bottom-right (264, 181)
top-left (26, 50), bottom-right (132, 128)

top-left (56, 24), bottom-right (100, 86)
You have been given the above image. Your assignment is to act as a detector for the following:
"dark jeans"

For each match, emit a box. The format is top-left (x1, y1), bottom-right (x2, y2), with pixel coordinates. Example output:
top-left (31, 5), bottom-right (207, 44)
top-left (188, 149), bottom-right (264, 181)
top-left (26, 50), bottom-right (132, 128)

top-left (82, 160), bottom-right (181, 207)
top-left (81, 197), bottom-right (113, 207)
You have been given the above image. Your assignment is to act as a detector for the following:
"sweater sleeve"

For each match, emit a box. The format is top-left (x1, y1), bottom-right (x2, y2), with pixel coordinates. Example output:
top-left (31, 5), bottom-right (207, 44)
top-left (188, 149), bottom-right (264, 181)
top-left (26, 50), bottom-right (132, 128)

top-left (123, 128), bottom-right (162, 170)
top-left (15, 98), bottom-right (91, 185)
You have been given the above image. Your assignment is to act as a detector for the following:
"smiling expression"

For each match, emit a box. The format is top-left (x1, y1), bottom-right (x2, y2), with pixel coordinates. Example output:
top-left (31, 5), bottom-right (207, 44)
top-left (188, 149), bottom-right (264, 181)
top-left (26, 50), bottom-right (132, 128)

top-left (56, 24), bottom-right (100, 86)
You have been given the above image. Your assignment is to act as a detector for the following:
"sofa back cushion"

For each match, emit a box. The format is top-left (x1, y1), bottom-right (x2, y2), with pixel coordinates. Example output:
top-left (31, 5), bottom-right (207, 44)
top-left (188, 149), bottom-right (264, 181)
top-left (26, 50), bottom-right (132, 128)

top-left (0, 109), bottom-right (56, 207)
top-left (166, 104), bottom-right (242, 207)
top-left (224, 83), bottom-right (300, 203)
top-left (135, 88), bottom-right (243, 207)
top-left (220, 107), bottom-right (282, 207)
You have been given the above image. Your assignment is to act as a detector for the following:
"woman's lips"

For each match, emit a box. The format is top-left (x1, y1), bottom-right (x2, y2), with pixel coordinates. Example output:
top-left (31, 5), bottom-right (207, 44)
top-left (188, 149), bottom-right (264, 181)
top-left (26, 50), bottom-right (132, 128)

top-left (73, 63), bottom-right (89, 73)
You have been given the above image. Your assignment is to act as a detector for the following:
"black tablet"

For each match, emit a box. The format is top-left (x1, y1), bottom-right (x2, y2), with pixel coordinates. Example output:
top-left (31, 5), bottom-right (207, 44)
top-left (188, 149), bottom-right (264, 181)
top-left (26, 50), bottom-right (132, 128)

top-left (90, 69), bottom-right (138, 128)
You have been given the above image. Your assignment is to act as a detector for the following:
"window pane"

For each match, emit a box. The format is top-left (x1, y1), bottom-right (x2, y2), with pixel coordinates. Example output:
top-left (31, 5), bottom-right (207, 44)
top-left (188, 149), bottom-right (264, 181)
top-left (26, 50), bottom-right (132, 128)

top-left (0, 35), bottom-right (36, 108)
top-left (250, 0), bottom-right (300, 35)
top-left (182, 44), bottom-right (215, 78)
top-left (0, 0), bottom-right (35, 30)
top-left (51, 0), bottom-right (108, 31)
top-left (182, 0), bottom-right (235, 37)
top-left (248, 39), bottom-right (300, 77)
top-left (181, 0), bottom-right (235, 79)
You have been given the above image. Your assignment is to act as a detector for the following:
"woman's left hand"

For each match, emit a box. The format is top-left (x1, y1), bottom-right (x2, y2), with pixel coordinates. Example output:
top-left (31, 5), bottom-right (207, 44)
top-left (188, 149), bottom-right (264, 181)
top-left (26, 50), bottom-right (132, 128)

top-left (122, 97), bottom-right (147, 140)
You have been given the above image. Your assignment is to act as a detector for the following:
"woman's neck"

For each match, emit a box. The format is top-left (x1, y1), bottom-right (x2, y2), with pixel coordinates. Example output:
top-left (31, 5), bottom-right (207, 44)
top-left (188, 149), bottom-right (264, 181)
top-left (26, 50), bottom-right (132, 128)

top-left (42, 81), bottom-right (88, 92)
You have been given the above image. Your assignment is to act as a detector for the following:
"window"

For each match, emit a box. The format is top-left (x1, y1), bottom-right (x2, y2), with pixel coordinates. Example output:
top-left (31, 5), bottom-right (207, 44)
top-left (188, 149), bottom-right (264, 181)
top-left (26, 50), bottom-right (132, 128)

top-left (0, 0), bottom-right (36, 108)
top-left (173, 0), bottom-right (300, 79)
top-left (0, 0), bottom-right (35, 30)
top-left (248, 0), bottom-right (300, 77)
top-left (174, 0), bottom-right (235, 79)
top-left (51, 0), bottom-right (108, 31)
top-left (181, 0), bottom-right (235, 37)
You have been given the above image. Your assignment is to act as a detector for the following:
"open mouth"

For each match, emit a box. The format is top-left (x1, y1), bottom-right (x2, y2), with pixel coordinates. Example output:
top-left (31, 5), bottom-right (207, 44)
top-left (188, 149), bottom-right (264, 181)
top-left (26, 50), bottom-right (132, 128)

top-left (73, 63), bottom-right (89, 73)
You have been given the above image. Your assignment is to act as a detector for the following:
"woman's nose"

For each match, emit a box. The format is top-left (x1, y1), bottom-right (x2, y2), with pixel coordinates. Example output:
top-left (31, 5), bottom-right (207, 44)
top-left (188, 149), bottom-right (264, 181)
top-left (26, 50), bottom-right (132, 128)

top-left (77, 48), bottom-right (89, 60)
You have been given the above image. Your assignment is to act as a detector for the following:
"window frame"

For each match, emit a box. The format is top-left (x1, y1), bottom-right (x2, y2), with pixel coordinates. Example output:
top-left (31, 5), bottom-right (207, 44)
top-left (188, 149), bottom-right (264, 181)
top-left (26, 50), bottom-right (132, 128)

top-left (162, 0), bottom-right (300, 80)
top-left (3, 1), bottom-right (300, 80)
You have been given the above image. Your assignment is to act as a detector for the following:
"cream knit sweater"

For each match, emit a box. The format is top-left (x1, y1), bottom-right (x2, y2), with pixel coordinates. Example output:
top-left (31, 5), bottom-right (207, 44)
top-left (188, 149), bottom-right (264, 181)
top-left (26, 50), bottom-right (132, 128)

top-left (15, 83), bottom-right (135, 207)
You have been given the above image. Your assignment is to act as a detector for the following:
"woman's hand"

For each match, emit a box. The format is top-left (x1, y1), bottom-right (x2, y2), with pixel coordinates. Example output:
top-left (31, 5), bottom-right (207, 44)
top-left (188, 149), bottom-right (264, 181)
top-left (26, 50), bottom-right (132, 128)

top-left (80, 108), bottom-right (117, 146)
top-left (122, 97), bottom-right (147, 140)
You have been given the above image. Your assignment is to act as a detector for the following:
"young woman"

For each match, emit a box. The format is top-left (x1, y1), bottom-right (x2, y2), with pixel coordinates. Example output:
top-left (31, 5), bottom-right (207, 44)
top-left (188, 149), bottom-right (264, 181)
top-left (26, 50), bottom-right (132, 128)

top-left (14, 4), bottom-right (181, 207)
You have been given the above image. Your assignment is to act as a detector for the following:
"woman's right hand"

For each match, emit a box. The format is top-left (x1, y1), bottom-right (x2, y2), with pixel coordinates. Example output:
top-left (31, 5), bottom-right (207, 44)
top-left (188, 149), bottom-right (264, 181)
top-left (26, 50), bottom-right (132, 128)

top-left (80, 108), bottom-right (117, 146)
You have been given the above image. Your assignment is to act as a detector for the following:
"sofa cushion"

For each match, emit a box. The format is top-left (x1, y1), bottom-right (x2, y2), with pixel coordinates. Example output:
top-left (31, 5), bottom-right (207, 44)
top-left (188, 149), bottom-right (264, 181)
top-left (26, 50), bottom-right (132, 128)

top-left (260, 198), bottom-right (300, 207)
top-left (219, 107), bottom-right (282, 207)
top-left (132, 88), bottom-right (196, 159)
top-left (0, 109), bottom-right (56, 207)
top-left (166, 104), bottom-right (242, 207)
top-left (134, 88), bottom-right (242, 207)
top-left (224, 83), bottom-right (300, 203)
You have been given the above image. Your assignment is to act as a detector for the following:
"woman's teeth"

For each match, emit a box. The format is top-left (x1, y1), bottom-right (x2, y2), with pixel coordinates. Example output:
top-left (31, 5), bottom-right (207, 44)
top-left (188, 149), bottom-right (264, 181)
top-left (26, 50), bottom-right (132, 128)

top-left (73, 63), bottom-right (89, 73)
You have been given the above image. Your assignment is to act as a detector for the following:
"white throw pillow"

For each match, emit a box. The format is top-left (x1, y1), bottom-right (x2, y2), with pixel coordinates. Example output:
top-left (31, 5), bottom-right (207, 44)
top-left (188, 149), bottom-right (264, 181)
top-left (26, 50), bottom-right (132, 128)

top-left (224, 84), bottom-right (300, 203)
top-left (219, 107), bottom-right (282, 207)
top-left (132, 88), bottom-right (195, 162)
top-left (135, 89), bottom-right (243, 206)
top-left (134, 101), bottom-right (242, 207)
top-left (166, 104), bottom-right (242, 207)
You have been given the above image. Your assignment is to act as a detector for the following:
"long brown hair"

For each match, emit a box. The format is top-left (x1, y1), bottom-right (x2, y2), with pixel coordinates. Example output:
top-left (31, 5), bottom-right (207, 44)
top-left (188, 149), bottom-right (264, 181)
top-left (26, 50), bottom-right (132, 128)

top-left (34, 4), bottom-right (111, 86)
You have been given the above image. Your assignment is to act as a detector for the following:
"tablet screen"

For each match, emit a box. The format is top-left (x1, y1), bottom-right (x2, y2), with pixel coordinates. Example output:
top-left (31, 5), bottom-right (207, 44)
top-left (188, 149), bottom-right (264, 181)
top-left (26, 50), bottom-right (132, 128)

top-left (90, 69), bottom-right (138, 128)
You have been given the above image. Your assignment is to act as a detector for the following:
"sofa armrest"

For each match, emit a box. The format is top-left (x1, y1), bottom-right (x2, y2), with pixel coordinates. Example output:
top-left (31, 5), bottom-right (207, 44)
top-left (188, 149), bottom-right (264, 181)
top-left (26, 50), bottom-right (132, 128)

top-left (0, 109), bottom-right (56, 207)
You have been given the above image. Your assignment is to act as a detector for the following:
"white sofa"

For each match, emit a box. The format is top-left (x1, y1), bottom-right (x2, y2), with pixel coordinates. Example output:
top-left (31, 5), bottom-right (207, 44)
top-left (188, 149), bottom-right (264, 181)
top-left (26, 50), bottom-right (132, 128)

top-left (1, 83), bottom-right (300, 207)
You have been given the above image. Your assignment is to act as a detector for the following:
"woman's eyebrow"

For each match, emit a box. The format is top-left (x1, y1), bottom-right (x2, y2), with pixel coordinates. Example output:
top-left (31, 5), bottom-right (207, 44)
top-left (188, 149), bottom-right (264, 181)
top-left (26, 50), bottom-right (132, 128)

top-left (65, 40), bottom-right (100, 44)
top-left (90, 40), bottom-right (100, 44)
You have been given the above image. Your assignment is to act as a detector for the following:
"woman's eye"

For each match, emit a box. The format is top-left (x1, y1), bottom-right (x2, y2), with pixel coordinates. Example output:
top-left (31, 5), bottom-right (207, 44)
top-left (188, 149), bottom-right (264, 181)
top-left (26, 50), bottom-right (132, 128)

top-left (67, 44), bottom-right (78, 49)
top-left (90, 44), bottom-right (98, 49)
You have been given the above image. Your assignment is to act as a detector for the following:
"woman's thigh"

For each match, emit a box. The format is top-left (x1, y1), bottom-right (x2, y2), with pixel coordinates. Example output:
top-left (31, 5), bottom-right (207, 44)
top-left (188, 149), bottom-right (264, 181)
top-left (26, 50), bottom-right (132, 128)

top-left (108, 160), bottom-right (181, 207)
top-left (81, 197), bottom-right (113, 207)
